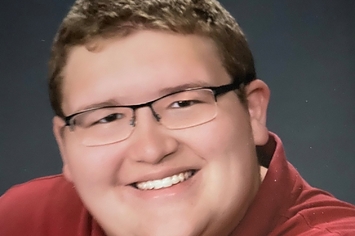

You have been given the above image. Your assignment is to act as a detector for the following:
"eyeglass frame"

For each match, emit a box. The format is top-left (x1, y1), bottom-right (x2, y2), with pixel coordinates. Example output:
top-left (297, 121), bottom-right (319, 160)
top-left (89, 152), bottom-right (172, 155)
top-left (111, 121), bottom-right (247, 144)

top-left (62, 80), bottom-right (243, 129)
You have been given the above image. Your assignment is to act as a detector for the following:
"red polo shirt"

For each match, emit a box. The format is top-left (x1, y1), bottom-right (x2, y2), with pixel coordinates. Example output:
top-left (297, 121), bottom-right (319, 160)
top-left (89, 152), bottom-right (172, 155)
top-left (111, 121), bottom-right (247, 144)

top-left (1, 134), bottom-right (354, 235)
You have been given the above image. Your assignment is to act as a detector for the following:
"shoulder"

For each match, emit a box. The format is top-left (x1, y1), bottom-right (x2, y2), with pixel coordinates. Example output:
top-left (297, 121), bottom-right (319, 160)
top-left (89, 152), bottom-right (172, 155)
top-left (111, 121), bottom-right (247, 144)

top-left (297, 195), bottom-right (355, 235)
top-left (0, 175), bottom-right (88, 236)
top-left (256, 134), bottom-right (355, 235)
top-left (0, 175), bottom-right (80, 212)
top-left (273, 176), bottom-right (355, 236)
top-left (1, 174), bottom-right (73, 198)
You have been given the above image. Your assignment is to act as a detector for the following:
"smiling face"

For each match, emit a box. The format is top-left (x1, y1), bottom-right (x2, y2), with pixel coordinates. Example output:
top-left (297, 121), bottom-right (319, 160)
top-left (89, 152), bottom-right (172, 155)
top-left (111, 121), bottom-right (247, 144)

top-left (53, 30), bottom-right (270, 236)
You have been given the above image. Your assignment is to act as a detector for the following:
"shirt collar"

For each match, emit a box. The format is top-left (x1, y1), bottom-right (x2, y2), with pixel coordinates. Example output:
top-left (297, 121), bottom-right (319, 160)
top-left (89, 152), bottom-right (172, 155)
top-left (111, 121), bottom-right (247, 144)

top-left (231, 132), bottom-right (298, 235)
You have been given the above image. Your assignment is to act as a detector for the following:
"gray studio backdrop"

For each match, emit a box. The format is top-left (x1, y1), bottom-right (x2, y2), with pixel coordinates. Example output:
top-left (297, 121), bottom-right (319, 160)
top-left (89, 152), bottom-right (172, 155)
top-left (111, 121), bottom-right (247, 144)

top-left (0, 1), bottom-right (354, 204)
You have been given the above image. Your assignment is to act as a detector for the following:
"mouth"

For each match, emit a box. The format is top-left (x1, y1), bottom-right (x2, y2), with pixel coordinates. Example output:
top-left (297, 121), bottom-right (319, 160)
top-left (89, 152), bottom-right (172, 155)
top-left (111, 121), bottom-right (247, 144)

top-left (132, 170), bottom-right (197, 191)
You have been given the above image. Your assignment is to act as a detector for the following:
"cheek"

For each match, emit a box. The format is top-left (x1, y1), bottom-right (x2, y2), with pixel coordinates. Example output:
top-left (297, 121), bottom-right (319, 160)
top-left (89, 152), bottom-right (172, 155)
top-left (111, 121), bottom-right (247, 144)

top-left (185, 104), bottom-right (258, 168)
top-left (64, 140), bottom-right (125, 188)
top-left (180, 106), bottom-right (255, 163)
top-left (174, 111), bottom-right (260, 221)
top-left (177, 108), bottom-right (259, 193)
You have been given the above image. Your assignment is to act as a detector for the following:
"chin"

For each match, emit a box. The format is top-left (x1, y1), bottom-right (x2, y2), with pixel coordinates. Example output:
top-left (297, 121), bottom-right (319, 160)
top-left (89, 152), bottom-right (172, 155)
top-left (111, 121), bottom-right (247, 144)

top-left (102, 218), bottom-right (202, 236)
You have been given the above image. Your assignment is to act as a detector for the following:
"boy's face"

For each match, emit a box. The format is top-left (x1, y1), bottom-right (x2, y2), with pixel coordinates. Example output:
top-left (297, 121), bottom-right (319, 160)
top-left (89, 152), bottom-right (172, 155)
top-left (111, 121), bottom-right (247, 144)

top-left (53, 30), bottom-right (269, 236)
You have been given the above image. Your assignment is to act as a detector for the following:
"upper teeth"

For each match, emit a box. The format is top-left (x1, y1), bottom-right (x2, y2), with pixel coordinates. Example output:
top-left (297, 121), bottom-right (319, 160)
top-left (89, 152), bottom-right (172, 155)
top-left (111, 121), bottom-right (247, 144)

top-left (136, 171), bottom-right (193, 190)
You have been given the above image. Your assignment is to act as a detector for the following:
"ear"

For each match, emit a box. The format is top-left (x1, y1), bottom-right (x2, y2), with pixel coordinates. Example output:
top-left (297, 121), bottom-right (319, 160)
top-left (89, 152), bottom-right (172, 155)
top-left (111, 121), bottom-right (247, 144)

top-left (53, 116), bottom-right (73, 182)
top-left (245, 79), bottom-right (270, 146)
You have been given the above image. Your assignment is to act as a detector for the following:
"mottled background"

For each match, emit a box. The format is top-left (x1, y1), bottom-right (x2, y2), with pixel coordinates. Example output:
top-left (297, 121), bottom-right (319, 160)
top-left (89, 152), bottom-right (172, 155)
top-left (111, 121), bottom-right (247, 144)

top-left (0, 0), bottom-right (354, 204)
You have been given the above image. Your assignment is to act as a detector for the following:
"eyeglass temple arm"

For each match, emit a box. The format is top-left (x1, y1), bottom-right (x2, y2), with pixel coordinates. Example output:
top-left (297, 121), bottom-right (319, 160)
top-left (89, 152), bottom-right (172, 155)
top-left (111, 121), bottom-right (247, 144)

top-left (213, 80), bottom-right (242, 97)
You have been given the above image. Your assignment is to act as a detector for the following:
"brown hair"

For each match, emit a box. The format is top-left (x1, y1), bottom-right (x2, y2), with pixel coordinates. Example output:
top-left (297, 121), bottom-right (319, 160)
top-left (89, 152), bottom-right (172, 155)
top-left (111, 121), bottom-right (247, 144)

top-left (49, 0), bottom-right (256, 117)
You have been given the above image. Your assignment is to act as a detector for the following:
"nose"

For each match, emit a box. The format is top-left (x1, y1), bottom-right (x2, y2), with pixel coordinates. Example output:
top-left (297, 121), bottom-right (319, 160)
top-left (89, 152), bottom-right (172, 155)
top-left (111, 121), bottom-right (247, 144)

top-left (126, 107), bottom-right (178, 164)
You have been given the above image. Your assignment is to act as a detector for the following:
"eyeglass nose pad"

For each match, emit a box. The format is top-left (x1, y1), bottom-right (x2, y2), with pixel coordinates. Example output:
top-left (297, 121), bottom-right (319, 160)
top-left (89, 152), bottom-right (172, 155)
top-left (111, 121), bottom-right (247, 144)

top-left (129, 106), bottom-right (161, 127)
top-left (130, 115), bottom-right (136, 127)
top-left (150, 106), bottom-right (161, 122)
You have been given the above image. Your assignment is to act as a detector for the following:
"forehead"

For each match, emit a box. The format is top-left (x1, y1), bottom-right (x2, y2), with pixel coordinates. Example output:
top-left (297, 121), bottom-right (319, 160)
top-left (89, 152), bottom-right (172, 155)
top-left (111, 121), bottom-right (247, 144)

top-left (62, 30), bottom-right (231, 114)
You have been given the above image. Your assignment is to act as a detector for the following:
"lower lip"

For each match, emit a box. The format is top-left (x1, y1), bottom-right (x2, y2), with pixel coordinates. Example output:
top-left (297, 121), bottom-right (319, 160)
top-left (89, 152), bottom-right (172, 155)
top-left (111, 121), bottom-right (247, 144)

top-left (127, 171), bottom-right (200, 201)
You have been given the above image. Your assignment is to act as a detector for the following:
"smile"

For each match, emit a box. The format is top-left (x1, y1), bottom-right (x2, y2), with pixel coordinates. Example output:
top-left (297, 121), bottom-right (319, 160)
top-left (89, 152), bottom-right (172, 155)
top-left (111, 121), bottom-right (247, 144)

top-left (135, 170), bottom-right (195, 190)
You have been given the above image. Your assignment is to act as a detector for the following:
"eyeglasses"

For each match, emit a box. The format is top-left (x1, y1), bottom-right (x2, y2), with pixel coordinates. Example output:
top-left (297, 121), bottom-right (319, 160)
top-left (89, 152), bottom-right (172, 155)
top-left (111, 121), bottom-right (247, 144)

top-left (63, 81), bottom-right (241, 146)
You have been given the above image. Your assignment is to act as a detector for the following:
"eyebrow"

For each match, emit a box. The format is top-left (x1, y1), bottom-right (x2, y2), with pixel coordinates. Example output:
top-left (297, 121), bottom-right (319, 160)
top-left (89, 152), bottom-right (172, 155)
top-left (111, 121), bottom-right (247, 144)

top-left (73, 81), bottom-right (213, 114)
top-left (74, 99), bottom-right (122, 114)
top-left (158, 81), bottom-right (212, 95)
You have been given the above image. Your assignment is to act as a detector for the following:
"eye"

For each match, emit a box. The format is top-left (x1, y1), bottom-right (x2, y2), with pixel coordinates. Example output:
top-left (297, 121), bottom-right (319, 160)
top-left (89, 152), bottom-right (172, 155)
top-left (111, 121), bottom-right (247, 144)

top-left (95, 113), bottom-right (124, 124)
top-left (170, 100), bottom-right (201, 108)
